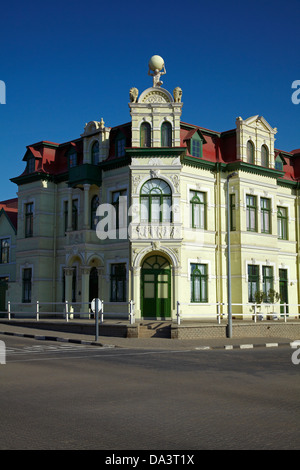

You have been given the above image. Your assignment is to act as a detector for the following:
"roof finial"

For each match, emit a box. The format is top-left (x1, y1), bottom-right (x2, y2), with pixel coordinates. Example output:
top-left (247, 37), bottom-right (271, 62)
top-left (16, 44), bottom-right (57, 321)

top-left (148, 55), bottom-right (166, 87)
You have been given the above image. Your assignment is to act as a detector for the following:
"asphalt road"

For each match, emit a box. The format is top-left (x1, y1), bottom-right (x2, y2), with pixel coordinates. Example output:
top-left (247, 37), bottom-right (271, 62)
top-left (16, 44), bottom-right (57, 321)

top-left (0, 336), bottom-right (299, 451)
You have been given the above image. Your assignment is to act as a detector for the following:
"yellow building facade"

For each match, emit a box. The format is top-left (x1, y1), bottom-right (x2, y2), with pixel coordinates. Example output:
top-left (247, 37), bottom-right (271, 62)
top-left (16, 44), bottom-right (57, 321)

top-left (7, 59), bottom-right (300, 321)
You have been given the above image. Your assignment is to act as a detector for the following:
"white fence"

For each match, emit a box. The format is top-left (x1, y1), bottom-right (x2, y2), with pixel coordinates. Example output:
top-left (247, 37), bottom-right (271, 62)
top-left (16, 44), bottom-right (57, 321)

top-left (6, 300), bottom-right (136, 324)
top-left (175, 301), bottom-right (300, 325)
top-left (3, 300), bottom-right (300, 326)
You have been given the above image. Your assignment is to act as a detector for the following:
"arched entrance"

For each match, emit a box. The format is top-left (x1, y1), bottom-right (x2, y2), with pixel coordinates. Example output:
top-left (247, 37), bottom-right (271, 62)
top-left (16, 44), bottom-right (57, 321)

top-left (141, 254), bottom-right (171, 319)
top-left (89, 267), bottom-right (98, 302)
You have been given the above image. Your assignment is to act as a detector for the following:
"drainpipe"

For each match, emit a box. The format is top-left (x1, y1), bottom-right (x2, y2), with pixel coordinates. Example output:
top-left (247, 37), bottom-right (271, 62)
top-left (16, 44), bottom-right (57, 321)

top-left (226, 172), bottom-right (237, 338)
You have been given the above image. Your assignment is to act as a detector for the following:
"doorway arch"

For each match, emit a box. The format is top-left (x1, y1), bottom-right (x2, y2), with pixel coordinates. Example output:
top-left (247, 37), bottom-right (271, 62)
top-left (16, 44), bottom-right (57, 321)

top-left (89, 266), bottom-right (99, 303)
top-left (141, 254), bottom-right (171, 319)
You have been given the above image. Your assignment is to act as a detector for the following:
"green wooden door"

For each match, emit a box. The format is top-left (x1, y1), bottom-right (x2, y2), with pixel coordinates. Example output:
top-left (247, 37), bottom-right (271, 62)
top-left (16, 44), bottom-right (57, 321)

top-left (0, 278), bottom-right (8, 315)
top-left (141, 255), bottom-right (171, 319)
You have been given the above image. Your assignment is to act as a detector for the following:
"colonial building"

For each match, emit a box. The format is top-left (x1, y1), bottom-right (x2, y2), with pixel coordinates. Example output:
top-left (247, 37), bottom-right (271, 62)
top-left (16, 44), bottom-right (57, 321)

top-left (7, 56), bottom-right (300, 320)
top-left (0, 198), bottom-right (17, 312)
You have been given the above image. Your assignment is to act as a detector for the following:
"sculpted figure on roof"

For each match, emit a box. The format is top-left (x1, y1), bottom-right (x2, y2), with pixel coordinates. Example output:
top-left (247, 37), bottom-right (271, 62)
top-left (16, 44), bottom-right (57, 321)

top-left (129, 87), bottom-right (139, 103)
top-left (148, 55), bottom-right (166, 87)
top-left (173, 87), bottom-right (182, 103)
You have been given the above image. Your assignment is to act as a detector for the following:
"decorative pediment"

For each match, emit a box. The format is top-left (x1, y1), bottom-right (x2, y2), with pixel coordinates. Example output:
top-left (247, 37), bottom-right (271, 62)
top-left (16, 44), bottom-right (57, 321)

top-left (183, 127), bottom-right (207, 144)
top-left (82, 119), bottom-right (105, 136)
top-left (138, 87), bottom-right (173, 104)
top-left (239, 115), bottom-right (277, 135)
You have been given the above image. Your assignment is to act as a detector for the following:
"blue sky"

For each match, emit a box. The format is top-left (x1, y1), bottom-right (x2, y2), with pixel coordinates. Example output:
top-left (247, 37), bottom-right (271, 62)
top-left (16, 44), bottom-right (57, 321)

top-left (0, 0), bottom-right (299, 201)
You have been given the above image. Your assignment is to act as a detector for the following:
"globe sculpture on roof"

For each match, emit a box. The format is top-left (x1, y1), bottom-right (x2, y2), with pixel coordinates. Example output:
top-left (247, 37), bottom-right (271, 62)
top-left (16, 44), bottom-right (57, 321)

top-left (148, 55), bottom-right (166, 87)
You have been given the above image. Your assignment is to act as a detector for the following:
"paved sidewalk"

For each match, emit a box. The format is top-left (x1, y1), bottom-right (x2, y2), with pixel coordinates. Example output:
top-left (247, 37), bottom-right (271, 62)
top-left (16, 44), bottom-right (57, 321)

top-left (0, 320), bottom-right (296, 351)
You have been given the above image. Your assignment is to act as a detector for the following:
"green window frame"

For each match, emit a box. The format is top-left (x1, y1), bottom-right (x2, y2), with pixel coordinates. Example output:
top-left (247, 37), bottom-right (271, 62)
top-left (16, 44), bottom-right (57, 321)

top-left (277, 206), bottom-right (288, 240)
top-left (247, 141), bottom-right (255, 164)
top-left (110, 264), bottom-right (126, 302)
top-left (0, 238), bottom-right (9, 264)
top-left (191, 138), bottom-right (202, 158)
top-left (112, 189), bottom-right (127, 231)
top-left (72, 200), bottom-right (78, 231)
top-left (190, 264), bottom-right (208, 303)
top-left (91, 195), bottom-right (100, 230)
top-left (275, 156), bottom-right (283, 171)
top-left (68, 149), bottom-right (77, 168)
top-left (115, 136), bottom-right (125, 157)
top-left (22, 268), bottom-right (32, 303)
top-left (140, 122), bottom-right (151, 148)
top-left (64, 201), bottom-right (68, 234)
top-left (140, 179), bottom-right (172, 223)
top-left (91, 141), bottom-right (99, 165)
top-left (161, 122), bottom-right (172, 147)
top-left (25, 202), bottom-right (33, 238)
top-left (72, 268), bottom-right (76, 303)
top-left (27, 157), bottom-right (35, 173)
top-left (230, 194), bottom-right (236, 231)
top-left (279, 268), bottom-right (289, 314)
top-left (261, 145), bottom-right (269, 167)
top-left (248, 264), bottom-right (259, 303)
top-left (190, 190), bottom-right (206, 229)
top-left (262, 266), bottom-right (274, 302)
top-left (261, 198), bottom-right (271, 234)
top-left (246, 195), bottom-right (257, 232)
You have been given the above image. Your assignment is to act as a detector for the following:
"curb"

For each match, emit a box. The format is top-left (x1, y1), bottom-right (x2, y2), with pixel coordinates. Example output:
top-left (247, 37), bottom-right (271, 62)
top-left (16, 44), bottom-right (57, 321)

top-left (0, 330), bottom-right (116, 348)
top-left (196, 341), bottom-right (293, 350)
top-left (0, 329), bottom-right (296, 351)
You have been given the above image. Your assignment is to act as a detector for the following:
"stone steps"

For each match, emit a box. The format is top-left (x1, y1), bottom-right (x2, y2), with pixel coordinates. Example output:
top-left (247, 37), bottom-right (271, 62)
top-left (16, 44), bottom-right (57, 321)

top-left (138, 322), bottom-right (172, 338)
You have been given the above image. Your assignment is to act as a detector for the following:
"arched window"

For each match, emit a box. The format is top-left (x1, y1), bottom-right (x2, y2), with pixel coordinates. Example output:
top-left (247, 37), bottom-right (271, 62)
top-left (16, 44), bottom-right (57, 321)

top-left (161, 122), bottom-right (172, 147)
top-left (247, 141), bottom-right (255, 164)
top-left (261, 145), bottom-right (269, 167)
top-left (91, 141), bottom-right (99, 165)
top-left (91, 195), bottom-right (100, 229)
top-left (140, 179), bottom-right (172, 223)
top-left (140, 122), bottom-right (151, 148)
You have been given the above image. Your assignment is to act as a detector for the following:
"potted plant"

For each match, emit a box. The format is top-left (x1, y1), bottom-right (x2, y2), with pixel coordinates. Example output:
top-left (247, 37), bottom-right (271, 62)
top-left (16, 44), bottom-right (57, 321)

top-left (253, 291), bottom-right (266, 321)
top-left (267, 289), bottom-right (280, 320)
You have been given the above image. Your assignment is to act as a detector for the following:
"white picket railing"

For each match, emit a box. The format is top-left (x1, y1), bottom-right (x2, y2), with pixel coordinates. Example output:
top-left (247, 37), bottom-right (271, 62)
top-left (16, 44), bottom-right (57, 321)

top-left (4, 300), bottom-right (300, 326)
top-left (6, 300), bottom-right (136, 324)
top-left (175, 301), bottom-right (300, 325)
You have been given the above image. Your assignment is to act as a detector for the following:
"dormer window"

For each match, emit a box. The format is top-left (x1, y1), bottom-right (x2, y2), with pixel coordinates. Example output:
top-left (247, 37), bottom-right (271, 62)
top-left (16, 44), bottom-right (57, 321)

top-left (191, 137), bottom-right (202, 158)
top-left (115, 132), bottom-right (126, 157)
top-left (68, 149), bottom-right (77, 168)
top-left (116, 139), bottom-right (125, 157)
top-left (275, 155), bottom-right (284, 171)
top-left (27, 157), bottom-right (35, 173)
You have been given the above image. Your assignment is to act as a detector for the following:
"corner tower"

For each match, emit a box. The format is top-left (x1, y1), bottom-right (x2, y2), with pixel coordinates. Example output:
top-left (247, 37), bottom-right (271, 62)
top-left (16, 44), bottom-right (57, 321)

top-left (129, 55), bottom-right (183, 148)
